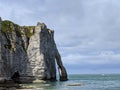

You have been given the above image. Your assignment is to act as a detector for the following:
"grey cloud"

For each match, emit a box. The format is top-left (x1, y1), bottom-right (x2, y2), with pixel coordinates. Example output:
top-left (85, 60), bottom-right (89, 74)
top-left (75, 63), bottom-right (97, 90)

top-left (1, 0), bottom-right (120, 73)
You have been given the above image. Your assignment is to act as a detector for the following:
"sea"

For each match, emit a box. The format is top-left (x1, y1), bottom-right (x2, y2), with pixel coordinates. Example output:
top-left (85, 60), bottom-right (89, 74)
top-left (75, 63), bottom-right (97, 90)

top-left (18, 74), bottom-right (120, 90)
top-left (0, 74), bottom-right (120, 90)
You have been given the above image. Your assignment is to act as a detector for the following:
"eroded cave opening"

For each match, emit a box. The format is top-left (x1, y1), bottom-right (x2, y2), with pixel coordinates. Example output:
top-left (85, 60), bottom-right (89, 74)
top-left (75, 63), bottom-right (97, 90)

top-left (11, 71), bottom-right (20, 83)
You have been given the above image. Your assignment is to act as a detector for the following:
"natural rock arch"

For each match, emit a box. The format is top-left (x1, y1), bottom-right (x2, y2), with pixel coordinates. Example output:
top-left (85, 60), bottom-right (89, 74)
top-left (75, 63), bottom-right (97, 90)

top-left (0, 17), bottom-right (68, 83)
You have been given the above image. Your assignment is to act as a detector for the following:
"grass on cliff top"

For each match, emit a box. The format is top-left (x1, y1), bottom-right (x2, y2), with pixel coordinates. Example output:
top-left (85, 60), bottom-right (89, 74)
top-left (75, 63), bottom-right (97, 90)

top-left (1, 20), bottom-right (35, 38)
top-left (1, 20), bottom-right (35, 51)
top-left (1, 20), bottom-right (15, 33)
top-left (22, 26), bottom-right (35, 38)
top-left (1, 20), bottom-right (22, 36)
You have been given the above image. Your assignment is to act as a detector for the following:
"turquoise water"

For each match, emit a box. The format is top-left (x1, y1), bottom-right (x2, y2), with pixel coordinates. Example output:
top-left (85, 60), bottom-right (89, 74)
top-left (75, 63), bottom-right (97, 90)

top-left (21, 74), bottom-right (120, 90)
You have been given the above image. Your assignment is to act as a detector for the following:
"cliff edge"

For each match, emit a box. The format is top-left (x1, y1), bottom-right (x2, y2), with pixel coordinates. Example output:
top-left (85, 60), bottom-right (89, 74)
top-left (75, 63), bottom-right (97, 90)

top-left (0, 17), bottom-right (68, 83)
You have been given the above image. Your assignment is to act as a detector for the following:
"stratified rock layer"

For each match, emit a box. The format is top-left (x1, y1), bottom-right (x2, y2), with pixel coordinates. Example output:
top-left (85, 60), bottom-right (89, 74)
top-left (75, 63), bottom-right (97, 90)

top-left (0, 18), bottom-right (67, 83)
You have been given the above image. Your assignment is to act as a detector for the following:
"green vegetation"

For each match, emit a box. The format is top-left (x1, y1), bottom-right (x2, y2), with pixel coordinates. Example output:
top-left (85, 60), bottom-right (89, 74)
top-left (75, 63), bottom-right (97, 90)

top-left (1, 20), bottom-right (35, 38)
top-left (1, 20), bottom-right (35, 51)
top-left (1, 20), bottom-right (14, 34)
top-left (15, 25), bottom-right (23, 37)
top-left (23, 26), bottom-right (35, 38)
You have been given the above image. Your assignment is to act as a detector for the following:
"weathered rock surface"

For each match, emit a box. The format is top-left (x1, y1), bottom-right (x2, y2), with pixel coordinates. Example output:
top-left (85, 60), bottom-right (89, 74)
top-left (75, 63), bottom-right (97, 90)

top-left (0, 17), bottom-right (68, 83)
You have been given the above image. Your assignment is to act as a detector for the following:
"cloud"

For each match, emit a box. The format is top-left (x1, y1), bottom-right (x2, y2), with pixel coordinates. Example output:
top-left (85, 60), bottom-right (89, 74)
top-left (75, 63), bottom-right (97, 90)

top-left (63, 50), bottom-right (120, 74)
top-left (0, 0), bottom-right (120, 73)
top-left (62, 50), bottom-right (120, 65)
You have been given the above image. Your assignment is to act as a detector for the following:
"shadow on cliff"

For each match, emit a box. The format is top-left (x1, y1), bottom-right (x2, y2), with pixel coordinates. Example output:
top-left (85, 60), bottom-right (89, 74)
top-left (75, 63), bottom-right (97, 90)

top-left (0, 29), bottom-right (34, 84)
top-left (39, 23), bottom-right (68, 81)
top-left (0, 20), bottom-right (67, 85)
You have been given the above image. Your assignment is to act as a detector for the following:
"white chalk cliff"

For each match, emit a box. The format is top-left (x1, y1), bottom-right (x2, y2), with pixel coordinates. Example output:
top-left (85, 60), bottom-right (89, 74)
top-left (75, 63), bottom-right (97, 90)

top-left (0, 17), bottom-right (68, 83)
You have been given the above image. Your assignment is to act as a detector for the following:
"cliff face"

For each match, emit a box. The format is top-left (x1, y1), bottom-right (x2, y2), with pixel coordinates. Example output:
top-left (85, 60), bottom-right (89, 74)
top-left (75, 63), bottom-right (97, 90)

top-left (0, 18), bottom-right (67, 83)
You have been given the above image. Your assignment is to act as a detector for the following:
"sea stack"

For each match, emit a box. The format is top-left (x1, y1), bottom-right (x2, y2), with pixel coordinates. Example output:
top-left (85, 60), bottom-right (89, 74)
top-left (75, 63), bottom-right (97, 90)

top-left (0, 17), bottom-right (68, 83)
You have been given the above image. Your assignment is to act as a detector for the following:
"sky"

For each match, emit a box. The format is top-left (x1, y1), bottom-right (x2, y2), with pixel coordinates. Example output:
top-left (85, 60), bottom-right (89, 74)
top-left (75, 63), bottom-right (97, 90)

top-left (0, 0), bottom-right (120, 74)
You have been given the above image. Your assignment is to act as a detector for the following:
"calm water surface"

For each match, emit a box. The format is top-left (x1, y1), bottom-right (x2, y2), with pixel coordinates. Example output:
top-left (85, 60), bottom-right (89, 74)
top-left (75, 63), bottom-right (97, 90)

top-left (20, 74), bottom-right (120, 90)
top-left (0, 74), bottom-right (120, 90)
